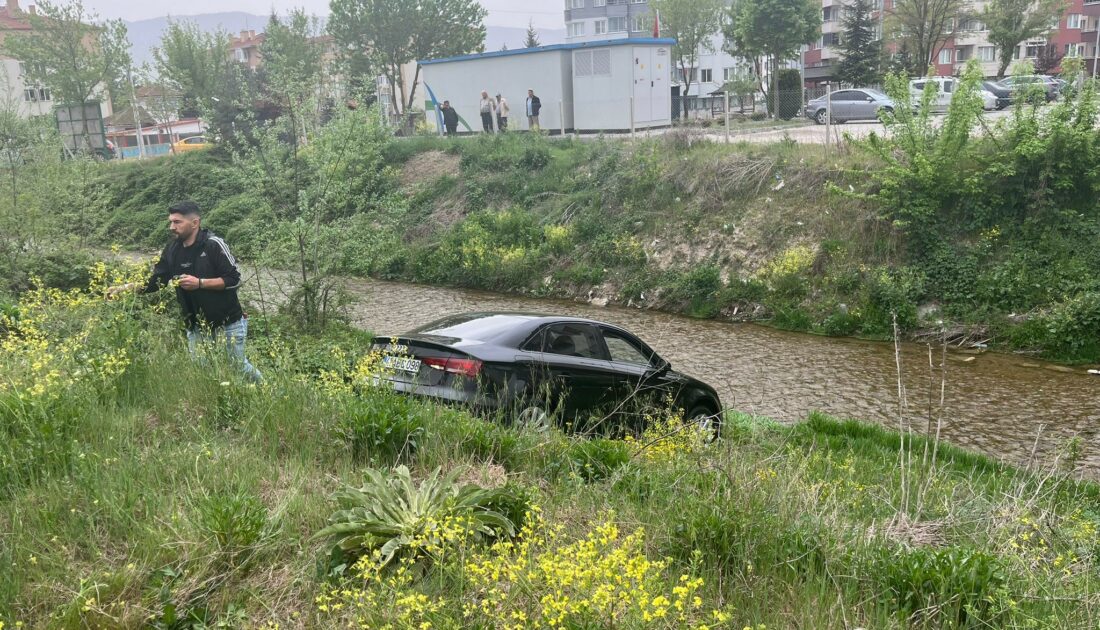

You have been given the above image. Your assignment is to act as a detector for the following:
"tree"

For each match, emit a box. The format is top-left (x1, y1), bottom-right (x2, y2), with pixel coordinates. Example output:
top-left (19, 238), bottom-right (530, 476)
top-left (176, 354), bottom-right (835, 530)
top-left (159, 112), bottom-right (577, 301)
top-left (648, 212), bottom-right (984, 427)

top-left (2, 0), bottom-right (130, 153)
top-left (524, 19), bottom-right (541, 48)
top-left (651, 0), bottom-right (725, 119)
top-left (836, 0), bottom-right (882, 86)
top-left (261, 11), bottom-right (324, 114)
top-left (889, 0), bottom-right (969, 75)
top-left (1034, 43), bottom-right (1064, 74)
top-left (983, 0), bottom-right (1066, 78)
top-left (328, 0), bottom-right (487, 114)
top-left (729, 0), bottom-right (820, 117)
top-left (153, 20), bottom-right (231, 116)
top-left (723, 71), bottom-right (758, 112)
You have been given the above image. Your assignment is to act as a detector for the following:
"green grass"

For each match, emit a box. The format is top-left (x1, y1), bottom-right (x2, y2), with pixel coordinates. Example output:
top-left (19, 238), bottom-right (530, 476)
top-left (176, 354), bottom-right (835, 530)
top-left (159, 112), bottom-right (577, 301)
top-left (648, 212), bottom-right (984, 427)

top-left (2, 271), bottom-right (1098, 628)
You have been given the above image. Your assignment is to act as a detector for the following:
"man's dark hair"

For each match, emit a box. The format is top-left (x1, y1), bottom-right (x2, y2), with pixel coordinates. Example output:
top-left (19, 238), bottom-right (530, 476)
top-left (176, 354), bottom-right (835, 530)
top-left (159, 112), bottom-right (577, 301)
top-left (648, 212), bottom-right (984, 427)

top-left (168, 200), bottom-right (201, 217)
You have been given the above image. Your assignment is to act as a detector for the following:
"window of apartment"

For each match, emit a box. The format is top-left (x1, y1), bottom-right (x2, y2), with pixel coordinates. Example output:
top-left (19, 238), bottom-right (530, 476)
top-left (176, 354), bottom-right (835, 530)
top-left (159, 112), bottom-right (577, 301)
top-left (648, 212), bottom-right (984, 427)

top-left (700, 68), bottom-right (713, 83)
top-left (234, 48), bottom-right (248, 63)
top-left (567, 0), bottom-right (584, 8)
top-left (567, 21), bottom-right (586, 38)
top-left (676, 67), bottom-right (698, 83)
top-left (608, 16), bottom-right (628, 32)
top-left (594, 19), bottom-right (608, 35)
top-left (959, 19), bottom-right (984, 31)
top-left (630, 14), bottom-right (649, 31)
top-left (1067, 14), bottom-right (1083, 28)
top-left (594, 0), bottom-right (606, 6)
top-left (1065, 43), bottom-right (1084, 57)
top-left (955, 47), bottom-right (970, 62)
top-left (23, 87), bottom-right (50, 103)
top-left (631, 0), bottom-right (646, 3)
top-left (978, 46), bottom-right (995, 62)
top-left (822, 6), bottom-right (833, 22)
top-left (1024, 42), bottom-right (1044, 57)
top-left (723, 67), bottom-right (740, 81)
top-left (938, 48), bottom-right (953, 64)
top-left (821, 32), bottom-right (839, 47)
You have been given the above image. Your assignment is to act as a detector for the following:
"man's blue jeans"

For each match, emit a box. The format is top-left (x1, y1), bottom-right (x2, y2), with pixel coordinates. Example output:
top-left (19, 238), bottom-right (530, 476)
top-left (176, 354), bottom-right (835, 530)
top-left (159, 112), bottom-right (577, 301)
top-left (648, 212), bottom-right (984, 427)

top-left (186, 317), bottom-right (263, 382)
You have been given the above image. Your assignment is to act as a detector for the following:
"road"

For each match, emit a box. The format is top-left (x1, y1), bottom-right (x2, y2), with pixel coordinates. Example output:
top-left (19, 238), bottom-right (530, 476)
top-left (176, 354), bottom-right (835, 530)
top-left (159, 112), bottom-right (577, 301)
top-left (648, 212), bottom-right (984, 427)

top-left (717, 108), bottom-right (1015, 144)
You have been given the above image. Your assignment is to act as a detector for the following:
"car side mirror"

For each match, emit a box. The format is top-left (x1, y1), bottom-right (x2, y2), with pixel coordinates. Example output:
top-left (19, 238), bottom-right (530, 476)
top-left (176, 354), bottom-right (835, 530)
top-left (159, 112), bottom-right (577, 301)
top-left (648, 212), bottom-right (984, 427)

top-left (867, 97), bottom-right (874, 102)
top-left (652, 359), bottom-right (672, 376)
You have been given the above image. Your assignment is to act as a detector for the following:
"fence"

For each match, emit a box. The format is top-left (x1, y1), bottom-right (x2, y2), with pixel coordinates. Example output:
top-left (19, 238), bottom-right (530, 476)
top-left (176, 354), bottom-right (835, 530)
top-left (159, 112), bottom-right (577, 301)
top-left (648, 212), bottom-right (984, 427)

top-left (672, 89), bottom-right (816, 122)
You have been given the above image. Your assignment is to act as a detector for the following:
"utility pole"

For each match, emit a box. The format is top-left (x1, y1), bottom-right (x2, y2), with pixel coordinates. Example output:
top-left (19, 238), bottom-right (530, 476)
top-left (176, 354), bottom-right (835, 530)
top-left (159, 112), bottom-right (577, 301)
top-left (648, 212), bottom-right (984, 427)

top-left (1094, 21), bottom-right (1100, 79)
top-left (128, 66), bottom-right (145, 159)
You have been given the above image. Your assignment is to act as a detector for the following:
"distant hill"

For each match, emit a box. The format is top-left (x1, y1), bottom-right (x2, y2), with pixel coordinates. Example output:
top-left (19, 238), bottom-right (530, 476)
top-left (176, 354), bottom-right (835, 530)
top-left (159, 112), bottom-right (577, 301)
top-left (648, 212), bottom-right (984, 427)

top-left (125, 13), bottom-right (566, 68)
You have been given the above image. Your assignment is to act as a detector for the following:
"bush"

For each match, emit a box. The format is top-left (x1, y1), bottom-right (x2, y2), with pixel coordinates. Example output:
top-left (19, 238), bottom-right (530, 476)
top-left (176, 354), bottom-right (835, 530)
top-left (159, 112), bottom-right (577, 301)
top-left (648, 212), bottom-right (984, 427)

top-left (334, 393), bottom-right (427, 463)
top-left (767, 69), bottom-right (802, 120)
top-left (1034, 291), bottom-right (1100, 362)
top-left (561, 439), bottom-right (631, 482)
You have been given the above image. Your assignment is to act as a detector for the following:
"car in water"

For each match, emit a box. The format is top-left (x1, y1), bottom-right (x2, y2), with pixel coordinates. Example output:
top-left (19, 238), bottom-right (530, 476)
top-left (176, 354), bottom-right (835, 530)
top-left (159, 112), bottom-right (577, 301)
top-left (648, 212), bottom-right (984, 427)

top-left (172, 135), bottom-right (210, 153)
top-left (369, 313), bottom-right (723, 434)
top-left (909, 77), bottom-right (999, 111)
top-left (804, 88), bottom-right (895, 124)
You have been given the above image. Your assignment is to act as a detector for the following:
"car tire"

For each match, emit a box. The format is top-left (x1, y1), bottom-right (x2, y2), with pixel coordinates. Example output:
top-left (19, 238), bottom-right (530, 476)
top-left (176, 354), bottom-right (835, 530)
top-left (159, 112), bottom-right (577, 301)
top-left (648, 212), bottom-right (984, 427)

top-left (517, 406), bottom-right (553, 432)
top-left (814, 109), bottom-right (827, 125)
top-left (687, 404), bottom-right (721, 441)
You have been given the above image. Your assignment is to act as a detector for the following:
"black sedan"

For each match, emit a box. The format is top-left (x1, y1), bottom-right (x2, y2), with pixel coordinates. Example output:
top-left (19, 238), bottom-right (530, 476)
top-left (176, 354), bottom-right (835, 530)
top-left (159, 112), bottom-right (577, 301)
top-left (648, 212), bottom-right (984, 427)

top-left (369, 313), bottom-right (722, 435)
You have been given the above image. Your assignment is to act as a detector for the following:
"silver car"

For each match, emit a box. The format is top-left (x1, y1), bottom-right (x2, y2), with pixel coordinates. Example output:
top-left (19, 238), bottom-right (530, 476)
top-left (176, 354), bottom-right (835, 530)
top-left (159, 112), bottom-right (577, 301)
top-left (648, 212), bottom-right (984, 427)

top-left (804, 88), bottom-right (896, 124)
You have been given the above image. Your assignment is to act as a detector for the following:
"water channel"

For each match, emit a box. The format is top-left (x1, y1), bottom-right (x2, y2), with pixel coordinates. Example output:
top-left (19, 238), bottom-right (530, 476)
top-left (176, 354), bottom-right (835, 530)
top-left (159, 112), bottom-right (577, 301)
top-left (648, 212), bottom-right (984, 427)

top-left (255, 272), bottom-right (1100, 476)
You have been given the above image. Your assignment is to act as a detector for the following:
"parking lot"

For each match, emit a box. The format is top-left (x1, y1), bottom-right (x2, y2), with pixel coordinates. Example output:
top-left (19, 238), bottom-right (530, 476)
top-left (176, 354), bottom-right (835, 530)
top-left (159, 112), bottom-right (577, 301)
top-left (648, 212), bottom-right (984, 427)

top-left (722, 107), bottom-right (1016, 144)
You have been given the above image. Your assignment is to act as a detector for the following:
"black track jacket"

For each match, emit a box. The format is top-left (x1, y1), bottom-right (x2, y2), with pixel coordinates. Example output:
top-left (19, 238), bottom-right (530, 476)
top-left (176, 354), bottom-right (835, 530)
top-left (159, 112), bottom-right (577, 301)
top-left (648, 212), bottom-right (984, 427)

top-left (143, 229), bottom-right (244, 330)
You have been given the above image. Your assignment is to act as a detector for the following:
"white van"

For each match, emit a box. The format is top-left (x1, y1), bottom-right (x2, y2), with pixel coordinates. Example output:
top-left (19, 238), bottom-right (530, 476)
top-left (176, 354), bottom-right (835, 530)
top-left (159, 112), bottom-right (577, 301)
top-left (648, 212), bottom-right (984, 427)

top-left (909, 77), bottom-right (997, 111)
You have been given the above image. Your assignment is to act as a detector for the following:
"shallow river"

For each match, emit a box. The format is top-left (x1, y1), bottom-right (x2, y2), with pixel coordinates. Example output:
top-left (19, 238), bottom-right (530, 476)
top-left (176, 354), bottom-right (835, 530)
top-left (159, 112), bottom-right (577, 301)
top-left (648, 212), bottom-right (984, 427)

top-left (254, 272), bottom-right (1100, 476)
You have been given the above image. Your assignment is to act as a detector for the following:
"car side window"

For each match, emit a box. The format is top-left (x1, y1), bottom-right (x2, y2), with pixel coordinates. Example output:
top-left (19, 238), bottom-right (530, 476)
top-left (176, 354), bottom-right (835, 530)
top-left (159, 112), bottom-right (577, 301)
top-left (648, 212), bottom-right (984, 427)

top-left (911, 82), bottom-right (925, 91)
top-left (851, 90), bottom-right (868, 100)
top-left (832, 90), bottom-right (852, 101)
top-left (529, 324), bottom-right (606, 360)
top-left (602, 330), bottom-right (652, 366)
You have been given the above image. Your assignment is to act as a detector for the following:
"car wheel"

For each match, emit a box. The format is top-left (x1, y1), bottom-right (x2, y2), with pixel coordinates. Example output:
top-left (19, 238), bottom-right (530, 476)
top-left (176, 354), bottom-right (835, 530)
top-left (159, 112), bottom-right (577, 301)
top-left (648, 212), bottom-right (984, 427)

top-left (814, 109), bottom-right (827, 125)
top-left (687, 404), bottom-right (721, 441)
top-left (517, 406), bottom-right (553, 432)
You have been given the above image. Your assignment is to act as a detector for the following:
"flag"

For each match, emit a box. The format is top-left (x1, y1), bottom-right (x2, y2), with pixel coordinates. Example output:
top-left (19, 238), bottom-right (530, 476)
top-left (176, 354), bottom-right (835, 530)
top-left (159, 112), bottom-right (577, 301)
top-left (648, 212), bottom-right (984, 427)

top-left (653, 10), bottom-right (660, 37)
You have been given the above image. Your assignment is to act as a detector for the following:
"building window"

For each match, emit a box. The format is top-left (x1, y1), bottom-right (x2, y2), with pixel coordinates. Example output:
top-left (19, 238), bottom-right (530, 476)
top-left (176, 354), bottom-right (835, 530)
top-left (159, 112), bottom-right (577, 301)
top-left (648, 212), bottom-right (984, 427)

top-left (700, 68), bottom-right (713, 83)
top-left (723, 67), bottom-right (739, 80)
top-left (821, 32), bottom-right (839, 47)
top-left (234, 48), bottom-right (248, 63)
top-left (594, 0), bottom-right (606, 5)
top-left (631, 0), bottom-right (646, 3)
top-left (676, 67), bottom-right (698, 83)
top-left (955, 48), bottom-right (970, 62)
top-left (23, 87), bottom-right (50, 102)
top-left (630, 15), bottom-right (649, 31)
top-left (1024, 42), bottom-right (1044, 58)
top-left (567, 21), bottom-right (586, 38)
top-left (822, 6), bottom-right (833, 22)
top-left (1067, 14), bottom-right (1082, 28)
top-left (608, 16), bottom-right (628, 32)
top-left (978, 46), bottom-right (995, 62)
top-left (938, 48), bottom-right (953, 64)
top-left (567, 0), bottom-right (584, 8)
top-left (594, 19), bottom-right (607, 35)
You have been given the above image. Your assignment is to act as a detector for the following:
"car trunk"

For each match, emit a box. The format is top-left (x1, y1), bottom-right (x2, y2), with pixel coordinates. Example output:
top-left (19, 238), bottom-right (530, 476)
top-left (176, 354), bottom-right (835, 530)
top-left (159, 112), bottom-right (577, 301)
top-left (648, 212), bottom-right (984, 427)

top-left (369, 336), bottom-right (488, 404)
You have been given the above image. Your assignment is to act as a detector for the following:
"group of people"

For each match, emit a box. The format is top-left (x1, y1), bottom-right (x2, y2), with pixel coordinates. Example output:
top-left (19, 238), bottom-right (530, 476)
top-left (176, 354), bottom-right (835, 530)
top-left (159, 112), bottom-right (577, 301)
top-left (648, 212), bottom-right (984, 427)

top-left (438, 89), bottom-right (542, 136)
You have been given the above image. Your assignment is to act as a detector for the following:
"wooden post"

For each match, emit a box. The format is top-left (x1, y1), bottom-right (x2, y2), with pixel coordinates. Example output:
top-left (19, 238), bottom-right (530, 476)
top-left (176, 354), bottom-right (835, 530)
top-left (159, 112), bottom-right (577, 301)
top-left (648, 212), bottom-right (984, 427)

top-left (724, 91), bottom-right (730, 144)
top-left (825, 84), bottom-right (832, 152)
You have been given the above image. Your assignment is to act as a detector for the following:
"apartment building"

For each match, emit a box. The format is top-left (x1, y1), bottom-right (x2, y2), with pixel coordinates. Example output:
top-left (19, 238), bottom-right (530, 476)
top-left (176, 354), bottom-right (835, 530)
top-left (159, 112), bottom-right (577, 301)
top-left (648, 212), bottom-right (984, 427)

top-left (563, 0), bottom-right (752, 98)
top-left (804, 0), bottom-right (1100, 84)
top-left (0, 0), bottom-right (58, 117)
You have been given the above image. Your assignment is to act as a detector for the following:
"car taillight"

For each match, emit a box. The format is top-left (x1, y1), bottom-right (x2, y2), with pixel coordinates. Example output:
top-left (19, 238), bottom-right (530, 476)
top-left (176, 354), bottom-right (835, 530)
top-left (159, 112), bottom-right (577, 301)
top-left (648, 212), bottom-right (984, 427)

top-left (423, 357), bottom-right (482, 377)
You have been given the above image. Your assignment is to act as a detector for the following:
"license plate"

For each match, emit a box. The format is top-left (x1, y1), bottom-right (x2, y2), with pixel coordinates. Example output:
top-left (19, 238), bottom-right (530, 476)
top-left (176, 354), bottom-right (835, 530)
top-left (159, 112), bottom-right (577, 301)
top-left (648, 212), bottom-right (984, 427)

top-left (382, 355), bottom-right (421, 374)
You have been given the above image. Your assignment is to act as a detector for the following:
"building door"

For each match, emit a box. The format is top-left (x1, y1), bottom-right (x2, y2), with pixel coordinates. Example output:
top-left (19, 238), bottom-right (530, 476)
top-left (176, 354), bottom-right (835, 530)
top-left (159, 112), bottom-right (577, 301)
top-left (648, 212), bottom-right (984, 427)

top-left (633, 47), bottom-right (654, 123)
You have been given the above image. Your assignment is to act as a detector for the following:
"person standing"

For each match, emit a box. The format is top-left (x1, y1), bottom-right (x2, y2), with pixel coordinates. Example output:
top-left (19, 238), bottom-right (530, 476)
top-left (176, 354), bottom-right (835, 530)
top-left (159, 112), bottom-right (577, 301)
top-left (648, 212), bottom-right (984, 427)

top-left (496, 93), bottom-right (510, 132)
top-left (109, 200), bottom-right (262, 382)
top-left (440, 100), bottom-right (459, 136)
top-left (479, 91), bottom-right (495, 133)
top-left (526, 89), bottom-right (542, 131)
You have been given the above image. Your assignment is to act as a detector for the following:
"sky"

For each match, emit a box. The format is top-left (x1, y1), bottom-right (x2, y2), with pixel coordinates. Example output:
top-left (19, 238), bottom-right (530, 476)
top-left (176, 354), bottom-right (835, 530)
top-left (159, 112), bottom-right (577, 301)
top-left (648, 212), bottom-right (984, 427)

top-left (82, 0), bottom-right (566, 29)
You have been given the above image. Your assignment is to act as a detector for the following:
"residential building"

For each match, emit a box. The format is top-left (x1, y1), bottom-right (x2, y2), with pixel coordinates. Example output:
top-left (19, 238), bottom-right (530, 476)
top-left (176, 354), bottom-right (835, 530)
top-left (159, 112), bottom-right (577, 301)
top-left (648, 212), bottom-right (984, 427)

top-left (563, 0), bottom-right (753, 100)
top-left (229, 30), bottom-right (265, 71)
top-left (804, 0), bottom-right (1100, 84)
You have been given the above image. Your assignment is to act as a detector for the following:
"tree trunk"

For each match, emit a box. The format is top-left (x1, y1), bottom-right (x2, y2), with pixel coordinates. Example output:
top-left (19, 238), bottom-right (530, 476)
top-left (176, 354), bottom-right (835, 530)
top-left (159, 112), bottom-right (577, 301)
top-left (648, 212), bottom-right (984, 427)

top-left (405, 64), bottom-right (422, 111)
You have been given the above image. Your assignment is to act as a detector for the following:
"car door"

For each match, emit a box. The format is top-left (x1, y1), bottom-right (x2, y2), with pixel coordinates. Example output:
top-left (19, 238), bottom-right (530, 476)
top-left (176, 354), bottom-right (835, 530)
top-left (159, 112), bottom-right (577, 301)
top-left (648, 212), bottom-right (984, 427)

top-left (515, 323), bottom-right (618, 423)
top-left (598, 327), bottom-right (670, 429)
top-left (847, 90), bottom-right (875, 120)
top-left (829, 90), bottom-right (854, 120)
top-left (939, 80), bottom-right (954, 111)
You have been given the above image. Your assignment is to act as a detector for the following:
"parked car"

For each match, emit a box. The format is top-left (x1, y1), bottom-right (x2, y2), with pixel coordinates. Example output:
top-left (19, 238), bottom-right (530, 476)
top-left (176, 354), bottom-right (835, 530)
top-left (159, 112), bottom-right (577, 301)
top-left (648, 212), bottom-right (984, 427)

top-left (369, 312), bottom-right (723, 434)
top-left (804, 88), bottom-right (895, 124)
top-left (981, 81), bottom-right (1013, 109)
top-left (172, 135), bottom-right (210, 153)
top-left (999, 75), bottom-right (1059, 102)
top-left (909, 77), bottom-right (998, 111)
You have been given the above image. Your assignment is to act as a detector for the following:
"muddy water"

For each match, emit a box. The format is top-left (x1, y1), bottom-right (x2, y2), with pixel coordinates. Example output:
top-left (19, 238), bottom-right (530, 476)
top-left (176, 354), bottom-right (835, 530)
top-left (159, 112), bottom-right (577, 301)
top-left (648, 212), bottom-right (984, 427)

top-left (267, 273), bottom-right (1100, 475)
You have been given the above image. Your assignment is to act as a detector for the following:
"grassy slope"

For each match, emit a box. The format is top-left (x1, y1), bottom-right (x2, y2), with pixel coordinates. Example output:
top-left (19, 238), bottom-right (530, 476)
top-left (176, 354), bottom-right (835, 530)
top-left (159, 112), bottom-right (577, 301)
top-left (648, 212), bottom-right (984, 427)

top-left (85, 131), bottom-right (1100, 364)
top-left (2, 276), bottom-right (1099, 628)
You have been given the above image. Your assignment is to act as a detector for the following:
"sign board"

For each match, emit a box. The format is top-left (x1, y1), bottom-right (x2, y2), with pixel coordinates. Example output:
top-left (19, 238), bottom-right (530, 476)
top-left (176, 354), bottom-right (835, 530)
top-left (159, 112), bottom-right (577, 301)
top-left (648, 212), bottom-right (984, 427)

top-left (55, 102), bottom-right (109, 157)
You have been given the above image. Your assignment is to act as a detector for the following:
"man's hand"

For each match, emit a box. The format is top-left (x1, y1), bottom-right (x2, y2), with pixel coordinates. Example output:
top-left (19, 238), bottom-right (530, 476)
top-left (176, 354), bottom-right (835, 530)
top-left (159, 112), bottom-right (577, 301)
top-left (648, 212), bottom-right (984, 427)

top-left (177, 275), bottom-right (201, 291)
top-left (106, 282), bottom-right (137, 299)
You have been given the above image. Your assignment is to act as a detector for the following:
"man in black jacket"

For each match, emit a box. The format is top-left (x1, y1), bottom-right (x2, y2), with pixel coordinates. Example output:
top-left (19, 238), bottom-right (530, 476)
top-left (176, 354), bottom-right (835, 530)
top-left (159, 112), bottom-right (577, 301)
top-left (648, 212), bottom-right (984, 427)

top-left (525, 89), bottom-right (542, 131)
top-left (111, 200), bottom-right (262, 382)
top-left (440, 100), bottom-right (459, 136)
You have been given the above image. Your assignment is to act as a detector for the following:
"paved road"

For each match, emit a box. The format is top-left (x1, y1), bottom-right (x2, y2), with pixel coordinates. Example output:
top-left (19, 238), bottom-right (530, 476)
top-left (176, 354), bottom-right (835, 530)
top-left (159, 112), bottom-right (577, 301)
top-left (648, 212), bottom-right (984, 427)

top-left (718, 108), bottom-right (1015, 144)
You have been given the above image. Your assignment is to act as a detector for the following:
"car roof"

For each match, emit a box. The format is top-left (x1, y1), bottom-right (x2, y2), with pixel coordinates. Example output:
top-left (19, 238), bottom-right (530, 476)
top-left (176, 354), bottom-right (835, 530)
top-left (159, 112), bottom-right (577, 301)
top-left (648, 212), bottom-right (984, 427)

top-left (407, 312), bottom-right (617, 344)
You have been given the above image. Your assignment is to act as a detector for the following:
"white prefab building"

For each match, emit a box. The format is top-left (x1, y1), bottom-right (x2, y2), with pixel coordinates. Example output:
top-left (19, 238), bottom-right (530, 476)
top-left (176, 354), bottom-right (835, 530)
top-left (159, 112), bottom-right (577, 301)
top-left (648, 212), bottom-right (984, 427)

top-left (419, 38), bottom-right (674, 134)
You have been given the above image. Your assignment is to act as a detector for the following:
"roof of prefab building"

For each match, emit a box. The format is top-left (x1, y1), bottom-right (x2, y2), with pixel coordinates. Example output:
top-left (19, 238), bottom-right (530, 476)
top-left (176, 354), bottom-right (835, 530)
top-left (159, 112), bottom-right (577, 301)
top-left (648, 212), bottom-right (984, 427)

top-left (420, 37), bottom-right (676, 66)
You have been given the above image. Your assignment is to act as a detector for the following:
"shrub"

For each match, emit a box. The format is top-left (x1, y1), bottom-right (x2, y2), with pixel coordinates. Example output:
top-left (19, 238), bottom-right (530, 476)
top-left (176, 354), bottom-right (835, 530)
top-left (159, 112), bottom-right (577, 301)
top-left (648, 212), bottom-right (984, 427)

top-left (314, 465), bottom-right (524, 567)
top-left (1034, 291), bottom-right (1100, 362)
top-left (562, 438), bottom-right (631, 482)
top-left (334, 394), bottom-right (427, 463)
